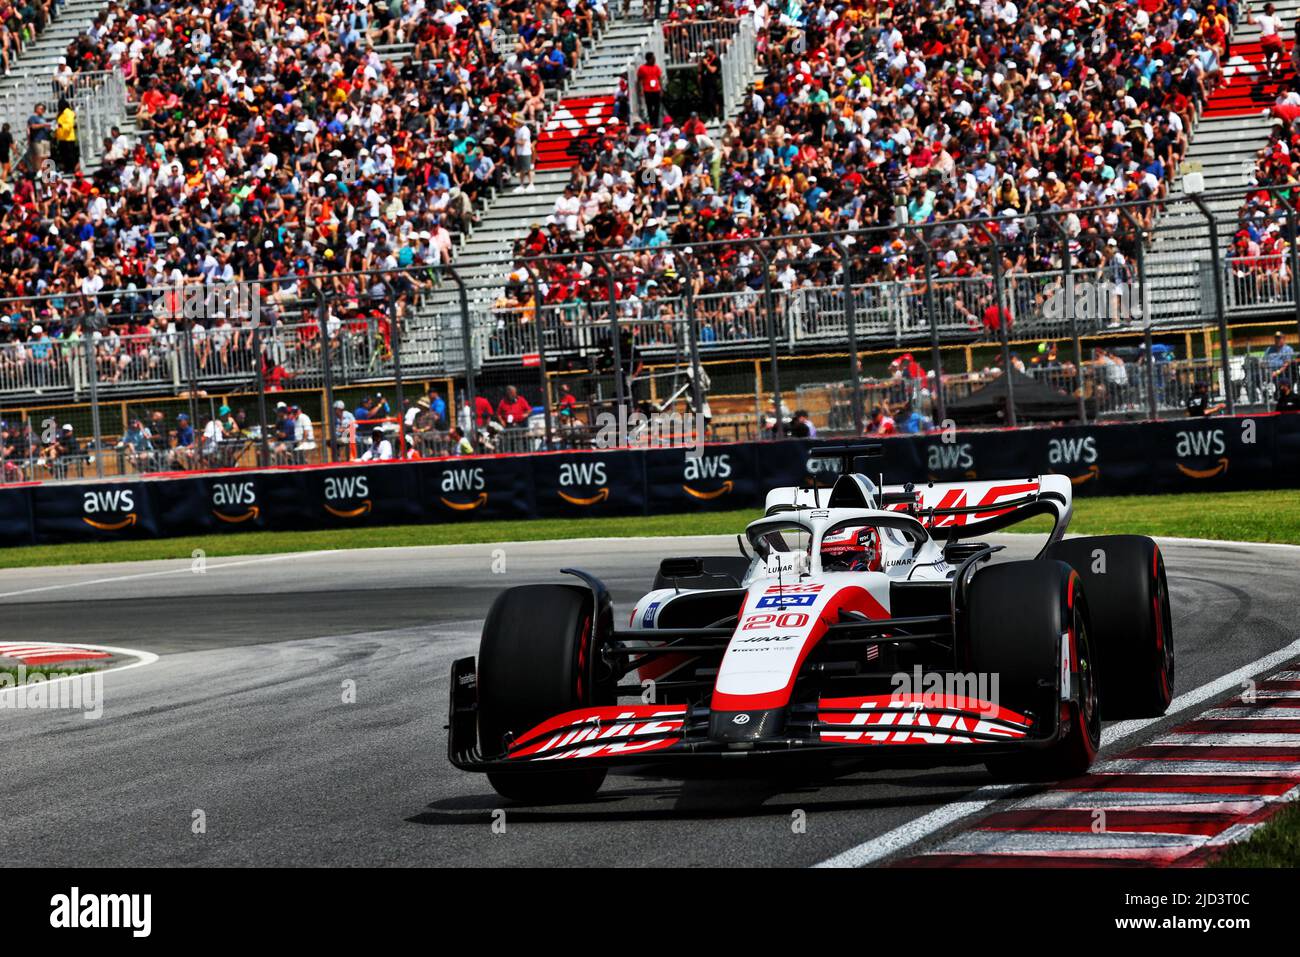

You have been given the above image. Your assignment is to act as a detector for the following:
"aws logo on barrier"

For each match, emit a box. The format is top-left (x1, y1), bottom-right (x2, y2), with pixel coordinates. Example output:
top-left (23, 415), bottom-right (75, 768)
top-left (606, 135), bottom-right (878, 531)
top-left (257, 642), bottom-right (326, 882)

top-left (927, 442), bottom-right (976, 479)
top-left (323, 473), bottom-right (372, 518)
top-left (440, 467), bottom-right (487, 511)
top-left (683, 454), bottom-right (733, 499)
top-left (211, 480), bottom-right (259, 523)
top-left (1175, 428), bottom-right (1229, 479)
top-left (1048, 436), bottom-right (1100, 485)
top-left (558, 461), bottom-right (609, 506)
top-left (81, 488), bottom-right (137, 530)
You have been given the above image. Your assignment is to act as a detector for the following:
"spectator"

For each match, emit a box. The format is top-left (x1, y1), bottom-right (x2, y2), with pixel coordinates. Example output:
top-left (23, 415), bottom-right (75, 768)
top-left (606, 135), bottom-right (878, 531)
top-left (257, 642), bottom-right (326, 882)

top-left (1265, 331), bottom-right (1296, 385)
top-left (359, 427), bottom-right (393, 461)
top-left (116, 418), bottom-right (154, 471)
top-left (1186, 382), bottom-right (1226, 417)
top-left (294, 405), bottom-right (317, 459)
top-left (1277, 381), bottom-right (1300, 411)
top-left (332, 400), bottom-right (356, 458)
top-left (789, 409), bottom-right (818, 438)
top-left (894, 401), bottom-right (933, 434)
top-left (867, 405), bottom-right (897, 436)
top-left (636, 52), bottom-right (664, 128)
top-left (448, 426), bottom-right (475, 456)
top-left (496, 385), bottom-right (533, 428)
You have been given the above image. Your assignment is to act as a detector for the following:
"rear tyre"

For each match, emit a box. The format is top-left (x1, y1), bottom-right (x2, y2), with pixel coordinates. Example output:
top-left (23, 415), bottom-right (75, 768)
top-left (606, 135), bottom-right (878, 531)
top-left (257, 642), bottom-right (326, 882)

top-left (965, 560), bottom-right (1101, 782)
top-left (652, 555), bottom-right (752, 591)
top-left (1044, 535), bottom-right (1173, 719)
top-left (477, 584), bottom-right (608, 803)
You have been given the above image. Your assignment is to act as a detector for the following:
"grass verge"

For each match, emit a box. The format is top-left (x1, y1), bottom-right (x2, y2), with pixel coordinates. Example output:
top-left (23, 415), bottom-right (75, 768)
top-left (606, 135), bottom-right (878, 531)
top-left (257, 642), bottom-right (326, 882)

top-left (0, 488), bottom-right (1298, 570)
top-left (1209, 802), bottom-right (1300, 868)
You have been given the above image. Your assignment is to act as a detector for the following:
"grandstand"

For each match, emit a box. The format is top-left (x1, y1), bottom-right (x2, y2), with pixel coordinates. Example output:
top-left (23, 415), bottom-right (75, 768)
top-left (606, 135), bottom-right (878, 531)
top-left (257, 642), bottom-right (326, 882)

top-left (1, 0), bottom-right (1300, 482)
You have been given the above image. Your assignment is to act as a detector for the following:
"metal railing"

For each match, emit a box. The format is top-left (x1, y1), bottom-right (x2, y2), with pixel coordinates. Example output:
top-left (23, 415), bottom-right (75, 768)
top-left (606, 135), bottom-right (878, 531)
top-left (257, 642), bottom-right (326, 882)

top-left (0, 70), bottom-right (127, 170)
top-left (663, 18), bottom-right (741, 66)
top-left (719, 16), bottom-right (756, 117)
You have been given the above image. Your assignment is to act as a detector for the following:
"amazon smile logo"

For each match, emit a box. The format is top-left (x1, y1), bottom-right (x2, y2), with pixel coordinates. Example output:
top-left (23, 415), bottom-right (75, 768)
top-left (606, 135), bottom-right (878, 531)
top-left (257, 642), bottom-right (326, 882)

top-left (323, 474), bottom-right (371, 519)
top-left (557, 461), bottom-right (608, 507)
top-left (683, 453), bottom-right (733, 500)
top-left (212, 479), bottom-right (259, 523)
top-left (81, 489), bottom-right (137, 531)
top-left (439, 467), bottom-right (488, 510)
top-left (1177, 457), bottom-right (1229, 479)
top-left (1175, 429), bottom-right (1229, 480)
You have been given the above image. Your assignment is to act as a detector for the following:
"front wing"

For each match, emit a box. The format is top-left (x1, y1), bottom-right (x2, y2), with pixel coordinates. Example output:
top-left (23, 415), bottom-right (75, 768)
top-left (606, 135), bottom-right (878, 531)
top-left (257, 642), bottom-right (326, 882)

top-left (447, 657), bottom-right (1057, 772)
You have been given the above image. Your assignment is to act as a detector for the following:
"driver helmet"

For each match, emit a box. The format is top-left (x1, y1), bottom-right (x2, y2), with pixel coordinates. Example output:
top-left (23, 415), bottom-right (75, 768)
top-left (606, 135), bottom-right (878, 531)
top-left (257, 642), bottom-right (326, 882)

top-left (820, 525), bottom-right (882, 572)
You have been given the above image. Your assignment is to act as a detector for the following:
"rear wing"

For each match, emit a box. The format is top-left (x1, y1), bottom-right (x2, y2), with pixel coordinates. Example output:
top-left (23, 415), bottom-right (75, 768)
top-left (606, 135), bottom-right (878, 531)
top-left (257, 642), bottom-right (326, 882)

top-left (881, 475), bottom-right (1073, 545)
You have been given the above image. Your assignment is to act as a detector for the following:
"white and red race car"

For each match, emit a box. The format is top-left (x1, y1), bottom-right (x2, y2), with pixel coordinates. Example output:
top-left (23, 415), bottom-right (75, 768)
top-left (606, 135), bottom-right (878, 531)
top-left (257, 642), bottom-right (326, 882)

top-left (448, 445), bottom-right (1174, 803)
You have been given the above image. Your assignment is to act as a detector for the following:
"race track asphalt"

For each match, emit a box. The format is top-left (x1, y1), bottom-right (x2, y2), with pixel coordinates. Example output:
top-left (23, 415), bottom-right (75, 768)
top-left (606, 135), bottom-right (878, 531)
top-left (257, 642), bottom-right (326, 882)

top-left (0, 533), bottom-right (1296, 867)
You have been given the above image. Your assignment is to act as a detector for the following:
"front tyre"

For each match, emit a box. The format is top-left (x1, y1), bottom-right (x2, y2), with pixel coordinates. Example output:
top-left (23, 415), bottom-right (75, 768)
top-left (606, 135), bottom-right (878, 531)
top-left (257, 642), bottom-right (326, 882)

top-left (965, 560), bottom-right (1101, 782)
top-left (477, 583), bottom-right (608, 803)
top-left (1045, 535), bottom-right (1173, 719)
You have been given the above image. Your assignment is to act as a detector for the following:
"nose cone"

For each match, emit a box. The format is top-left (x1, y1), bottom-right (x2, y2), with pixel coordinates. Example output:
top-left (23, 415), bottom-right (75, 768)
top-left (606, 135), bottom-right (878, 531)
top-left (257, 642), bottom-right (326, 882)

top-left (708, 707), bottom-right (787, 742)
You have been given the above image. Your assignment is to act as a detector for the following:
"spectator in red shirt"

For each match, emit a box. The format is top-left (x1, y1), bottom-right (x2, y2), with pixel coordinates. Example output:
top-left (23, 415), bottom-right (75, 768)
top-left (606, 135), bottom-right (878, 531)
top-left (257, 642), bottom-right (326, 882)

top-left (636, 52), bottom-right (664, 128)
top-left (496, 386), bottom-right (533, 428)
top-left (474, 394), bottom-right (495, 429)
top-left (982, 304), bottom-right (1013, 337)
top-left (867, 406), bottom-right (896, 436)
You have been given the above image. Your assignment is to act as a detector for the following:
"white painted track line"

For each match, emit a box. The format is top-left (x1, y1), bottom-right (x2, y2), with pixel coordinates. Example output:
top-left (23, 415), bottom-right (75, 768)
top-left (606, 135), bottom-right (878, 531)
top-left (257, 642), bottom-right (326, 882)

top-left (813, 638), bottom-right (1300, 868)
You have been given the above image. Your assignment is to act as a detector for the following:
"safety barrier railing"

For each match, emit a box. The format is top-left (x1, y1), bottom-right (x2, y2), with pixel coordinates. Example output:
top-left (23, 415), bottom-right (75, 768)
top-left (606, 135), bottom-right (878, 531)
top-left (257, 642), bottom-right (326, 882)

top-left (662, 18), bottom-right (741, 66)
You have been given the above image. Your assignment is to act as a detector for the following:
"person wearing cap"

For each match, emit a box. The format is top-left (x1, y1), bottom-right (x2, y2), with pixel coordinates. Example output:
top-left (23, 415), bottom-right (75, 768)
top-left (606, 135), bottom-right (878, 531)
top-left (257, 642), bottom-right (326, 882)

top-left (1265, 330), bottom-right (1295, 385)
top-left (293, 404), bottom-right (317, 460)
top-left (359, 426), bottom-right (393, 461)
top-left (332, 400), bottom-right (357, 459)
top-left (169, 413), bottom-right (196, 469)
top-left (271, 404), bottom-right (298, 465)
top-left (116, 418), bottom-right (155, 472)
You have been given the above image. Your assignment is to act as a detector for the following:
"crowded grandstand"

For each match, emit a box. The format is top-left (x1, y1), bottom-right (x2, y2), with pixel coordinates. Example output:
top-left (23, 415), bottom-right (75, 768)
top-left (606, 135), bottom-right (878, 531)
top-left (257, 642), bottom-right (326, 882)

top-left (0, 0), bottom-right (1298, 481)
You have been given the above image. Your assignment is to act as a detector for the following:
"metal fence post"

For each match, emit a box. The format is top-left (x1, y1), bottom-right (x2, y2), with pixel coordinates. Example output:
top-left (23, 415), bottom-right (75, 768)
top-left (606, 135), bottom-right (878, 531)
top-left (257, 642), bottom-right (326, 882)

top-left (386, 287), bottom-right (406, 431)
top-left (599, 252), bottom-right (627, 415)
top-left (315, 288), bottom-right (337, 459)
top-left (1278, 196), bottom-right (1300, 345)
top-left (830, 236), bottom-right (864, 435)
top-left (917, 226), bottom-right (946, 426)
top-left (1043, 214), bottom-right (1089, 424)
top-left (446, 265), bottom-right (477, 451)
top-left (84, 337), bottom-right (103, 478)
top-left (975, 223), bottom-right (1017, 427)
top-left (1118, 208), bottom-right (1158, 420)
top-left (1189, 195), bottom-right (1234, 414)
top-left (253, 323), bottom-right (271, 467)
top-left (528, 270), bottom-right (555, 451)
top-left (751, 242), bottom-right (783, 436)
top-left (675, 249), bottom-right (705, 419)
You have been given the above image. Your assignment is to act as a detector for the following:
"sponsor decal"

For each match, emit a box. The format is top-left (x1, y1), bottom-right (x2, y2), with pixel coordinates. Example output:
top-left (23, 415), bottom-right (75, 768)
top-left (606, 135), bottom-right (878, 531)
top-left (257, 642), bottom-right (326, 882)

top-left (682, 453), bottom-right (733, 499)
top-left (323, 474), bottom-right (371, 518)
top-left (731, 713), bottom-right (751, 725)
top-left (1175, 428), bottom-right (1230, 479)
top-left (756, 592), bottom-right (818, 609)
top-left (765, 583), bottom-right (823, 594)
top-left (81, 489), bottom-right (137, 530)
top-left (211, 479), bottom-right (258, 522)
top-left (557, 461), bottom-right (609, 506)
top-left (439, 467), bottom-right (488, 510)
top-left (508, 705), bottom-right (686, 759)
top-left (927, 442), bottom-right (974, 472)
top-left (642, 601), bottom-right (660, 627)
top-left (818, 694), bottom-right (1033, 745)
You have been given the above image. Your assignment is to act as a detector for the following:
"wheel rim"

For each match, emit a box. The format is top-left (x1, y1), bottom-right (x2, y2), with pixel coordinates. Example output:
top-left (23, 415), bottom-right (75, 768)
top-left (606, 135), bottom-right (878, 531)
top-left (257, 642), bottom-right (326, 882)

top-left (1076, 605), bottom-right (1101, 747)
top-left (1153, 565), bottom-right (1175, 699)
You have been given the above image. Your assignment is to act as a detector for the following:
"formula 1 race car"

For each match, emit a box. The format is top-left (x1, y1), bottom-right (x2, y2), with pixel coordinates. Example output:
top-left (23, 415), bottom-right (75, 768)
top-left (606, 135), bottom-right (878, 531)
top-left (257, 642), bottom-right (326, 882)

top-left (447, 445), bottom-right (1174, 803)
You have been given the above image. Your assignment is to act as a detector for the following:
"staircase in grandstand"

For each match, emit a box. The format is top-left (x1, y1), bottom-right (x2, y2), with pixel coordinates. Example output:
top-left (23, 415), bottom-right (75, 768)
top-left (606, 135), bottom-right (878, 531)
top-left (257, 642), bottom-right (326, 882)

top-left (399, 13), bottom-right (663, 375)
top-left (0, 0), bottom-right (129, 168)
top-left (1144, 1), bottom-right (1300, 322)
